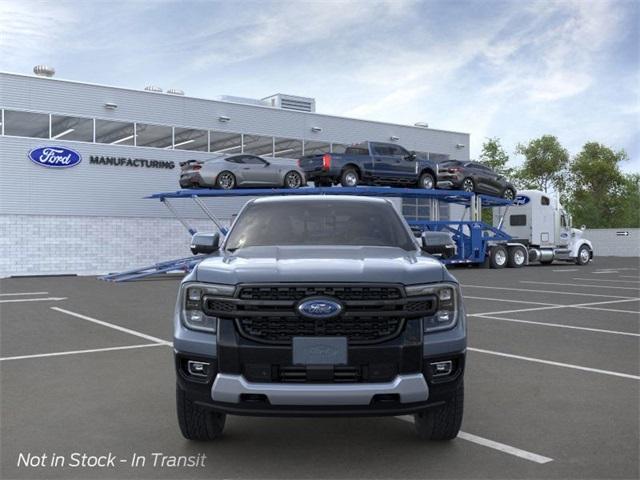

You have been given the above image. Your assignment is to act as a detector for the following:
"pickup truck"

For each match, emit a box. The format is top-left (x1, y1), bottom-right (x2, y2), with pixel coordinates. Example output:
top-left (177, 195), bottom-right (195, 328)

top-left (298, 141), bottom-right (439, 189)
top-left (173, 195), bottom-right (466, 441)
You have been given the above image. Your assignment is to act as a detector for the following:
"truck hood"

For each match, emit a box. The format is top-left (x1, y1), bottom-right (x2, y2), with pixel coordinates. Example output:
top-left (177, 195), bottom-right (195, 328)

top-left (194, 246), bottom-right (446, 285)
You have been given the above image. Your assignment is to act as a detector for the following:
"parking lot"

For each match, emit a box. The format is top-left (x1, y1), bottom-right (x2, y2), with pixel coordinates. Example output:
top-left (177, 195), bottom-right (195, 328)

top-left (1, 256), bottom-right (638, 479)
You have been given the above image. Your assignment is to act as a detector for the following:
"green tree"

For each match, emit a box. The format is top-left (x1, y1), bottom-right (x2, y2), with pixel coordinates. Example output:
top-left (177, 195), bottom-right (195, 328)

top-left (566, 142), bottom-right (638, 228)
top-left (515, 135), bottom-right (569, 193)
top-left (479, 137), bottom-right (514, 177)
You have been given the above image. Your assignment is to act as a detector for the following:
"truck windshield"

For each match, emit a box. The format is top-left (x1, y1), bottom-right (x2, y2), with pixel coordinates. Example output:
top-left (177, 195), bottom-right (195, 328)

top-left (225, 200), bottom-right (416, 251)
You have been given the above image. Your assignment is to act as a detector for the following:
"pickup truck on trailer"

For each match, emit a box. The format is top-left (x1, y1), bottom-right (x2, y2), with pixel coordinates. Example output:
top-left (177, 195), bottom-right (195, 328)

top-left (174, 195), bottom-right (466, 441)
top-left (298, 141), bottom-right (439, 189)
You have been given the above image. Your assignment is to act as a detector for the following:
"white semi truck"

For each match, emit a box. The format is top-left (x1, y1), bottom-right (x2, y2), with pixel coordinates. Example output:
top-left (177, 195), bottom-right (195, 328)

top-left (493, 189), bottom-right (593, 266)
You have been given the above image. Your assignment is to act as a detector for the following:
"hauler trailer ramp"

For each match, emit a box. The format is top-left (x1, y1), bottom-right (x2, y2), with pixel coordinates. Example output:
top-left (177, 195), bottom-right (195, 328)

top-left (99, 186), bottom-right (529, 282)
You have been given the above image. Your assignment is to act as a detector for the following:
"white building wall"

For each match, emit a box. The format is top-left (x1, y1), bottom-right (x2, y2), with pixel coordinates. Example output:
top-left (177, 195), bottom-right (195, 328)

top-left (584, 228), bottom-right (640, 258)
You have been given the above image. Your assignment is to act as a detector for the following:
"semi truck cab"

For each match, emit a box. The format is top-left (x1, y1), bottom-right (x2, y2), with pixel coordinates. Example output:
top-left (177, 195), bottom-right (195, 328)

top-left (494, 189), bottom-right (593, 265)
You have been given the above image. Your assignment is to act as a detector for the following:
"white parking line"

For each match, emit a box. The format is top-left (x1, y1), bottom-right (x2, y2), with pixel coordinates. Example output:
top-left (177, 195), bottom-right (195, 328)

top-left (0, 343), bottom-right (168, 362)
top-left (0, 291), bottom-right (49, 296)
top-left (51, 307), bottom-right (172, 346)
top-left (470, 314), bottom-right (640, 337)
top-left (471, 298), bottom-right (640, 316)
top-left (396, 416), bottom-right (553, 464)
top-left (573, 278), bottom-right (639, 284)
top-left (520, 281), bottom-right (640, 291)
top-left (621, 275), bottom-right (640, 279)
top-left (0, 297), bottom-right (67, 304)
top-left (468, 347), bottom-right (640, 380)
top-left (461, 284), bottom-right (636, 299)
top-left (464, 296), bottom-right (559, 307)
top-left (552, 269), bottom-right (579, 272)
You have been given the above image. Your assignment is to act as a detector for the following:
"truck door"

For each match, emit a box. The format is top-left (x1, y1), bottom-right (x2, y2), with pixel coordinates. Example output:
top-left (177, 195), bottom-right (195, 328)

top-left (389, 144), bottom-right (416, 181)
top-left (558, 211), bottom-right (571, 247)
top-left (370, 143), bottom-right (396, 180)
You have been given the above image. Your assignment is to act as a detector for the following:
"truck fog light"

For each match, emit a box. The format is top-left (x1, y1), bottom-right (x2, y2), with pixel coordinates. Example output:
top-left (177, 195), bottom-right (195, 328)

top-left (187, 360), bottom-right (210, 377)
top-left (431, 360), bottom-right (453, 377)
top-left (188, 311), bottom-right (204, 324)
top-left (437, 310), bottom-right (452, 322)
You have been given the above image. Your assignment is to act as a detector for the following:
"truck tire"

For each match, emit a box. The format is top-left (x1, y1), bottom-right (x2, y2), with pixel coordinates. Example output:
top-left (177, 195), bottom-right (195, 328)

top-left (576, 245), bottom-right (591, 265)
top-left (418, 172), bottom-right (435, 189)
top-left (176, 385), bottom-right (226, 441)
top-left (414, 381), bottom-right (464, 441)
top-left (507, 246), bottom-right (526, 268)
top-left (489, 245), bottom-right (508, 269)
top-left (340, 168), bottom-right (359, 187)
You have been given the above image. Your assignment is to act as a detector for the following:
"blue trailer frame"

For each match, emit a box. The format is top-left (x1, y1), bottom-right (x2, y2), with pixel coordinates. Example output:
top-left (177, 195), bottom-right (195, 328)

top-left (101, 186), bottom-right (512, 281)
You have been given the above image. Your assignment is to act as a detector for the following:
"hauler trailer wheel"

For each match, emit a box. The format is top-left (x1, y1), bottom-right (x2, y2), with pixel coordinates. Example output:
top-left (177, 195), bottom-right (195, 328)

top-left (489, 245), bottom-right (508, 269)
top-left (507, 246), bottom-right (527, 268)
top-left (414, 381), bottom-right (464, 441)
top-left (176, 385), bottom-right (226, 441)
top-left (576, 245), bottom-right (591, 265)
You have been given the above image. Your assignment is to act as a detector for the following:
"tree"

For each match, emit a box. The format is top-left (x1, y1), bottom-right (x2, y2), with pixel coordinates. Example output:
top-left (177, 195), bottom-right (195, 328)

top-left (515, 135), bottom-right (569, 193)
top-left (479, 137), bottom-right (514, 177)
top-left (565, 142), bottom-right (638, 228)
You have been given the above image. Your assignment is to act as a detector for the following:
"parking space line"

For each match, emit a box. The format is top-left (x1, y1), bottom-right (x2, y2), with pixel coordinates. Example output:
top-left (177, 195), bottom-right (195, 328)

top-left (51, 307), bottom-right (172, 345)
top-left (464, 296), bottom-right (560, 307)
top-left (0, 297), bottom-right (67, 304)
top-left (468, 347), bottom-right (640, 380)
top-left (471, 298), bottom-right (640, 316)
top-left (621, 275), bottom-right (640, 279)
top-left (470, 314), bottom-right (640, 337)
top-left (0, 343), bottom-right (168, 362)
top-left (0, 291), bottom-right (49, 296)
top-left (520, 281), bottom-right (640, 291)
top-left (552, 269), bottom-right (579, 272)
top-left (572, 278), bottom-right (639, 284)
top-left (462, 284), bottom-right (636, 299)
top-left (396, 417), bottom-right (553, 464)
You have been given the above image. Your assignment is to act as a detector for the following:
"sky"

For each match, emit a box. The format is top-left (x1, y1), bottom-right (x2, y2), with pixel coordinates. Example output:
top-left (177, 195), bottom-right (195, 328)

top-left (1, 0), bottom-right (638, 172)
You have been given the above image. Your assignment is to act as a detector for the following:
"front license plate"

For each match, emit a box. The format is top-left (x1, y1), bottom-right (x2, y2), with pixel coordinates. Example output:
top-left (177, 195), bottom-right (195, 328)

top-left (292, 337), bottom-right (347, 365)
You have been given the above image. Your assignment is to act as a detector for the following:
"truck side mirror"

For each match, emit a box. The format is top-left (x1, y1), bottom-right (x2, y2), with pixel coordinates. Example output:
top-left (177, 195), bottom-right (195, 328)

top-left (421, 231), bottom-right (456, 259)
top-left (406, 151), bottom-right (417, 161)
top-left (190, 233), bottom-right (220, 255)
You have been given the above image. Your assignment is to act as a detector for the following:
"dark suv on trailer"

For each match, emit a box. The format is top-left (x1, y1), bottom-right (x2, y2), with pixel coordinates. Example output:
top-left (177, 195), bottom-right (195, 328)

top-left (173, 196), bottom-right (466, 441)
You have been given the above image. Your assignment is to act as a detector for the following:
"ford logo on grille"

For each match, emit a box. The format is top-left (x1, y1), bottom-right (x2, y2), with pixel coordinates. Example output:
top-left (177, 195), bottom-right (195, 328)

top-left (297, 298), bottom-right (342, 319)
top-left (28, 146), bottom-right (82, 169)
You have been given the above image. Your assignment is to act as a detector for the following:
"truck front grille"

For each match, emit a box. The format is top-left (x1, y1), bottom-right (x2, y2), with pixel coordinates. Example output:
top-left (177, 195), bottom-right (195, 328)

top-left (203, 283), bottom-right (436, 345)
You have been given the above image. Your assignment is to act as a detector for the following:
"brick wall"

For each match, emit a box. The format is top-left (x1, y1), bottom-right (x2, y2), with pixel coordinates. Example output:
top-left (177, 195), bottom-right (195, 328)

top-left (0, 215), bottom-right (231, 278)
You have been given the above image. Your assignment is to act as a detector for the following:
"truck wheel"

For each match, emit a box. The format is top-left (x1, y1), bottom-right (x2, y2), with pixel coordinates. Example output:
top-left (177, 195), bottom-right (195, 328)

top-left (507, 246), bottom-right (526, 268)
top-left (576, 245), bottom-right (591, 265)
top-left (489, 245), bottom-right (508, 269)
top-left (340, 168), bottom-right (359, 187)
top-left (216, 171), bottom-right (236, 190)
top-left (176, 384), bottom-right (226, 441)
top-left (414, 381), bottom-right (463, 441)
top-left (418, 172), bottom-right (435, 189)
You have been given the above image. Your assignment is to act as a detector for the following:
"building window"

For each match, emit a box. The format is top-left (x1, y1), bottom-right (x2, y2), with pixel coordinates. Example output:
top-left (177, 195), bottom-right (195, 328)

top-left (173, 127), bottom-right (208, 151)
top-left (95, 119), bottom-right (135, 145)
top-left (331, 143), bottom-right (348, 154)
top-left (429, 153), bottom-right (450, 163)
top-left (51, 114), bottom-right (93, 142)
top-left (210, 131), bottom-right (242, 154)
top-left (304, 140), bottom-right (331, 156)
top-left (274, 137), bottom-right (303, 158)
top-left (243, 134), bottom-right (274, 156)
top-left (135, 123), bottom-right (173, 148)
top-left (3, 110), bottom-right (49, 138)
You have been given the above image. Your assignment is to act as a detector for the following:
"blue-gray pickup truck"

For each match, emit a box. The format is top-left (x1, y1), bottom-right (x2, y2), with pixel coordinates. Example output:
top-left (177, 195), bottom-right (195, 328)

top-left (173, 195), bottom-right (465, 441)
top-left (298, 141), bottom-right (439, 188)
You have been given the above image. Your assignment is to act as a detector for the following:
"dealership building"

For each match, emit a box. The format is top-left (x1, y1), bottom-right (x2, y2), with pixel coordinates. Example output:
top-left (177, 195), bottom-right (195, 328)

top-left (0, 70), bottom-right (470, 278)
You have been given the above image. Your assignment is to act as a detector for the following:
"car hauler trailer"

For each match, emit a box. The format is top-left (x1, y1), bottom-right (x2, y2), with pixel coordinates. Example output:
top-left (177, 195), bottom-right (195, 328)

top-left (100, 186), bottom-right (593, 282)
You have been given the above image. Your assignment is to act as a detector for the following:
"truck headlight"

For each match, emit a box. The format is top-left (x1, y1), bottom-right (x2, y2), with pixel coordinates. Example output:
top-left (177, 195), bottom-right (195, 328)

top-left (181, 283), bottom-right (235, 333)
top-left (405, 283), bottom-right (460, 332)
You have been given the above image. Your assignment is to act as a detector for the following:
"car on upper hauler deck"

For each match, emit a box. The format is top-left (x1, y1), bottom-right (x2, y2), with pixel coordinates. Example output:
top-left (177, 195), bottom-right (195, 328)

top-left (173, 195), bottom-right (466, 442)
top-left (179, 154), bottom-right (306, 189)
top-left (437, 160), bottom-right (517, 200)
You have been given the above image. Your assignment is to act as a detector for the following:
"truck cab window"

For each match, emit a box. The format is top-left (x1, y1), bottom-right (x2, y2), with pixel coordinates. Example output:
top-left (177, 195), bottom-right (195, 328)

top-left (541, 196), bottom-right (550, 206)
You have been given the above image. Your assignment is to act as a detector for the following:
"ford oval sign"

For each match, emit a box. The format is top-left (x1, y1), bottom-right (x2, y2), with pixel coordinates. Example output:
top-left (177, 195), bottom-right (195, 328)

top-left (513, 195), bottom-right (530, 206)
top-left (297, 298), bottom-right (343, 319)
top-left (28, 147), bottom-right (82, 169)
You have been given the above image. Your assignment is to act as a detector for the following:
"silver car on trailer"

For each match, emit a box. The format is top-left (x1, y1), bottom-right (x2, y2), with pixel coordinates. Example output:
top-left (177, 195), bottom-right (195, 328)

top-left (180, 154), bottom-right (306, 189)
